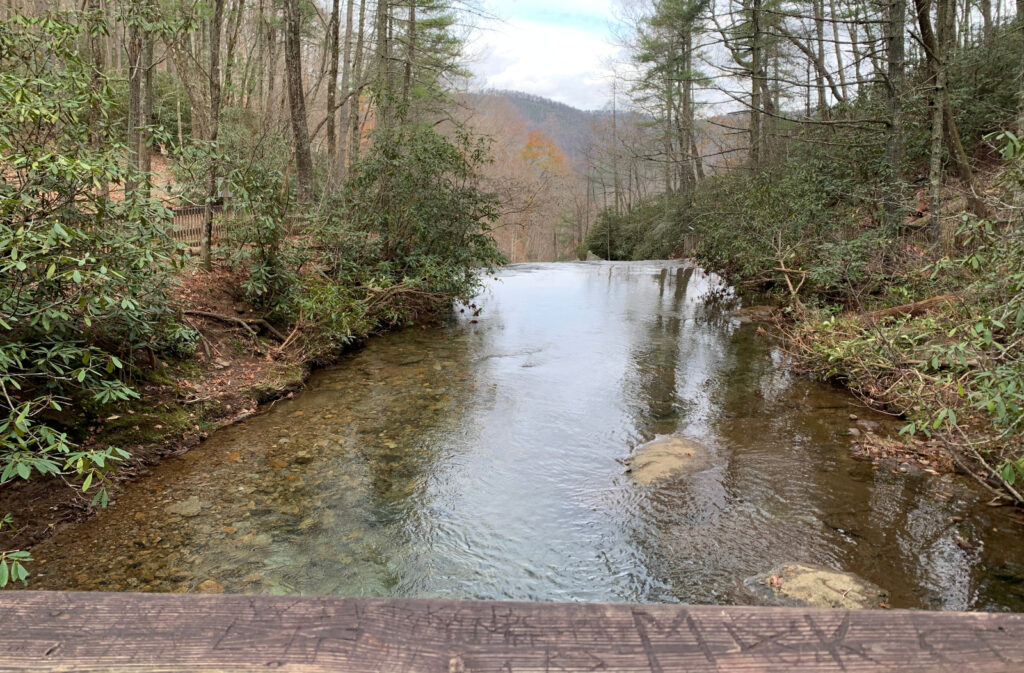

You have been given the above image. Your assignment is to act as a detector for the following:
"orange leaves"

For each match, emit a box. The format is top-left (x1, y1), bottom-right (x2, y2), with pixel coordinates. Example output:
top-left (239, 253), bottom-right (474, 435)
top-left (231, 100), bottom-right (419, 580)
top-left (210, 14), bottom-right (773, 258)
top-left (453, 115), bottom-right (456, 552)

top-left (521, 130), bottom-right (566, 172)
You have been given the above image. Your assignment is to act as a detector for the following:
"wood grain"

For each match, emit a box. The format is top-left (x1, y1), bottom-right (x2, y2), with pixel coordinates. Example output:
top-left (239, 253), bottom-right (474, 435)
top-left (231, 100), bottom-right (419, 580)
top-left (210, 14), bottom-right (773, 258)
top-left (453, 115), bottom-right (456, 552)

top-left (1, 592), bottom-right (1022, 672)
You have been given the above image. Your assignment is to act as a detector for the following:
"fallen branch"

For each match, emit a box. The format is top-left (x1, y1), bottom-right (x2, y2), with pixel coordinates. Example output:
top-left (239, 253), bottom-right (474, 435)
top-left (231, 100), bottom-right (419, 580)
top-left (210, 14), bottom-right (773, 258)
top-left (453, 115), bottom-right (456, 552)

top-left (273, 324), bottom-right (303, 358)
top-left (861, 294), bottom-right (959, 323)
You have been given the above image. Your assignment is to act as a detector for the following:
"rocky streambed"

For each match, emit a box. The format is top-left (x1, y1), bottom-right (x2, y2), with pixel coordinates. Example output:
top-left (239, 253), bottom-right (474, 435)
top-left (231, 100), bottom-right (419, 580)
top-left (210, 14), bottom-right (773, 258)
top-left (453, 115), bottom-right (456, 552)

top-left (23, 262), bottom-right (1024, 611)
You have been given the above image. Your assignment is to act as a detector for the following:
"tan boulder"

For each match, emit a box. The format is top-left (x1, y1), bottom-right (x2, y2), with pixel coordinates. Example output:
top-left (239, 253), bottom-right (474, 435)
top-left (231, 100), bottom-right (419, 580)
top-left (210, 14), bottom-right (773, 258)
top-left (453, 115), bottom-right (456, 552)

top-left (627, 436), bottom-right (710, 485)
top-left (746, 563), bottom-right (888, 609)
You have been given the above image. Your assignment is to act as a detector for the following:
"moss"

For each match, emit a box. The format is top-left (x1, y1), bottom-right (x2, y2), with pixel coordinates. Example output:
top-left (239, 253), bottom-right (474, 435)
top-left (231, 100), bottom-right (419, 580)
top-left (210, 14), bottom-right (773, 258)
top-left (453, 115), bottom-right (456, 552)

top-left (96, 399), bottom-right (224, 447)
top-left (241, 362), bottom-right (308, 404)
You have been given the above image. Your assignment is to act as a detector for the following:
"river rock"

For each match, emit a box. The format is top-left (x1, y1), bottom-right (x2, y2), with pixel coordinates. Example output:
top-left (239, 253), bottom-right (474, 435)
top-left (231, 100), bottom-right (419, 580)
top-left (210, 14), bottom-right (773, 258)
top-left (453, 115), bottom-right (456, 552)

top-left (196, 579), bottom-right (224, 594)
top-left (856, 419), bottom-right (881, 432)
top-left (732, 305), bottom-right (776, 324)
top-left (628, 436), bottom-right (710, 485)
top-left (237, 532), bottom-right (273, 549)
top-left (746, 563), bottom-right (888, 609)
top-left (165, 496), bottom-right (207, 518)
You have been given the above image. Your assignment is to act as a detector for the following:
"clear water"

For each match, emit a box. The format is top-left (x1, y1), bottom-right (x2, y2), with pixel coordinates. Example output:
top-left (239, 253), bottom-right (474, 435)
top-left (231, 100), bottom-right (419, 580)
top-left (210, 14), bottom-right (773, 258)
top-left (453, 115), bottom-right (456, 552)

top-left (29, 262), bottom-right (1024, 610)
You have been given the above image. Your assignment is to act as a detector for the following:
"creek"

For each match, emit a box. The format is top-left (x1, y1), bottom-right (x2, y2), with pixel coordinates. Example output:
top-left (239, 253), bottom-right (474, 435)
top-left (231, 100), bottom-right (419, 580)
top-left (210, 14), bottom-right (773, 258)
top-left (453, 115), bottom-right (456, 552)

top-left (29, 262), bottom-right (1024, 610)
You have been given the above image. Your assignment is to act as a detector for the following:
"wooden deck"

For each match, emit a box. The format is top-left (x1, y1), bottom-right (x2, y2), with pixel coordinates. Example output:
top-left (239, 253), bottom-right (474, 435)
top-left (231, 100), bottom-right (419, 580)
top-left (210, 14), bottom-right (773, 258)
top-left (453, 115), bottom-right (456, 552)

top-left (2, 592), bottom-right (1022, 672)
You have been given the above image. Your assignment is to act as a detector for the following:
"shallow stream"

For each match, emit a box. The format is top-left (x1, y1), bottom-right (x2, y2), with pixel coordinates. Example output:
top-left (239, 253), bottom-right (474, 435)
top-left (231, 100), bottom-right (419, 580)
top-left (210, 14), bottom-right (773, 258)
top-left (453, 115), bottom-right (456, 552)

top-left (29, 262), bottom-right (1024, 610)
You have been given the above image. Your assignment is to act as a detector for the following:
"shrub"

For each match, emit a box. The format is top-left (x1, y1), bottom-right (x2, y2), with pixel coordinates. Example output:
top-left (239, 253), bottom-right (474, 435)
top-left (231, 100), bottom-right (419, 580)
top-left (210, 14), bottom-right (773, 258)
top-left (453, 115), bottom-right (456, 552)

top-left (0, 15), bottom-right (187, 510)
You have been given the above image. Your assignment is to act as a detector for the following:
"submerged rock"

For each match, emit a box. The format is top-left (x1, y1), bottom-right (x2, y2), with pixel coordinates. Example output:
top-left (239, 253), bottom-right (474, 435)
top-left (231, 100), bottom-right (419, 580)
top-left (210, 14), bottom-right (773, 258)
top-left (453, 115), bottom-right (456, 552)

top-left (165, 496), bottom-right (207, 518)
top-left (746, 563), bottom-right (888, 609)
top-left (628, 436), bottom-right (710, 485)
top-left (196, 579), bottom-right (224, 594)
top-left (732, 305), bottom-right (776, 324)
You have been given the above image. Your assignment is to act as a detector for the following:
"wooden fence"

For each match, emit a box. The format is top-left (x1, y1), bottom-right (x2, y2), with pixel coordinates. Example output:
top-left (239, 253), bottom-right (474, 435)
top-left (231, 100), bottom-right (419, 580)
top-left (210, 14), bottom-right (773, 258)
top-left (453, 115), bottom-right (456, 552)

top-left (2, 591), bottom-right (1023, 672)
top-left (171, 203), bottom-right (227, 247)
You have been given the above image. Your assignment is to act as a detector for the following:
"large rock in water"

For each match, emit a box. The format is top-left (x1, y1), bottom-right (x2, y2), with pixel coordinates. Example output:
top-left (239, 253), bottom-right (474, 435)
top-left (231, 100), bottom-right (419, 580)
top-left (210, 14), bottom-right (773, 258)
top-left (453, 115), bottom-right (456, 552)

top-left (628, 436), bottom-right (710, 485)
top-left (746, 563), bottom-right (889, 609)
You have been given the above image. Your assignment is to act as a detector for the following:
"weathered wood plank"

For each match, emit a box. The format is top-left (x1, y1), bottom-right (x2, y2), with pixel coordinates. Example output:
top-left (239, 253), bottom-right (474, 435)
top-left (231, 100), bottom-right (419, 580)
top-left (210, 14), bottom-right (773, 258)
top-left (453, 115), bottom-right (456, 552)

top-left (1, 592), bottom-right (1022, 672)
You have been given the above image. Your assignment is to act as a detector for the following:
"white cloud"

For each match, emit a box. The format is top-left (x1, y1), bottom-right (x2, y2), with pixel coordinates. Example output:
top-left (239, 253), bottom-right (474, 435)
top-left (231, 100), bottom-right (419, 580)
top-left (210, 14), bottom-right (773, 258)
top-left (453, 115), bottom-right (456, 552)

top-left (469, 17), bottom-right (620, 110)
top-left (465, 1), bottom-right (625, 110)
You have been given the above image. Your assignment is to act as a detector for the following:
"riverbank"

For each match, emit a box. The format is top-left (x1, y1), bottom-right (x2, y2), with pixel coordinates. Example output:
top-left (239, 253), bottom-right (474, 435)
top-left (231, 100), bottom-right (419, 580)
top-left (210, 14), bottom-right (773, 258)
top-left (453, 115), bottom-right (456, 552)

top-left (669, 142), bottom-right (1024, 505)
top-left (725, 188), bottom-right (1024, 505)
top-left (0, 262), bottom-right (451, 554)
top-left (778, 283), bottom-right (1024, 505)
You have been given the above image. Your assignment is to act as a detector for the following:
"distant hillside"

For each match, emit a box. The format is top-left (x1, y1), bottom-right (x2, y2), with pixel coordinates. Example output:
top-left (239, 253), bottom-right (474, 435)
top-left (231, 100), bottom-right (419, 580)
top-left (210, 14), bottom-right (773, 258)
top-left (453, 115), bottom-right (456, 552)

top-left (464, 90), bottom-right (599, 165)
top-left (460, 89), bottom-right (743, 175)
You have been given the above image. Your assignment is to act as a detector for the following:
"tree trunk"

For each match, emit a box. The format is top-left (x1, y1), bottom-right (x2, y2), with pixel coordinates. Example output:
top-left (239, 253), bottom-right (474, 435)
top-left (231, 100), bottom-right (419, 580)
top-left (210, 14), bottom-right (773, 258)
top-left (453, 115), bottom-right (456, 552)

top-left (829, 0), bottom-right (848, 101)
top-left (912, 0), bottom-right (944, 241)
top-left (88, 0), bottom-right (108, 198)
top-left (916, 0), bottom-right (989, 229)
top-left (374, 0), bottom-right (393, 129)
top-left (813, 0), bottom-right (828, 113)
top-left (326, 0), bottom-right (340, 164)
top-left (337, 0), bottom-right (355, 179)
top-left (283, 0), bottom-right (314, 203)
top-left (263, 9), bottom-right (279, 128)
top-left (127, 16), bottom-right (142, 196)
top-left (663, 71), bottom-right (673, 197)
top-left (885, 0), bottom-right (906, 223)
top-left (611, 81), bottom-right (623, 214)
top-left (682, 32), bottom-right (696, 193)
top-left (750, 0), bottom-right (763, 170)
top-left (348, 0), bottom-right (367, 166)
top-left (140, 23), bottom-right (154, 193)
top-left (223, 0), bottom-right (247, 107)
top-left (979, 0), bottom-right (992, 41)
top-left (402, 0), bottom-right (416, 108)
top-left (201, 0), bottom-right (225, 271)
top-left (1018, 0), bottom-right (1024, 131)
top-left (849, 0), bottom-right (863, 89)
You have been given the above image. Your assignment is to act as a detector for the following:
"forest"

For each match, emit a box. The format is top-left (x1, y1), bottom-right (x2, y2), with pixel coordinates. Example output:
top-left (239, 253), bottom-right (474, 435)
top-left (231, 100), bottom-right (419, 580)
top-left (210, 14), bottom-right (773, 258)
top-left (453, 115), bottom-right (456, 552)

top-left (1, 0), bottom-right (1023, 595)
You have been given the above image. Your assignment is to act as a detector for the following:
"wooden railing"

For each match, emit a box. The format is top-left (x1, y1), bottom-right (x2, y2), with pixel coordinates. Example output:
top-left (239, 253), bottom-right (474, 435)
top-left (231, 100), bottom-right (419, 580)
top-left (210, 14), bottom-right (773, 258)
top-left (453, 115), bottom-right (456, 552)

top-left (171, 203), bottom-right (227, 247)
top-left (2, 592), bottom-right (1022, 672)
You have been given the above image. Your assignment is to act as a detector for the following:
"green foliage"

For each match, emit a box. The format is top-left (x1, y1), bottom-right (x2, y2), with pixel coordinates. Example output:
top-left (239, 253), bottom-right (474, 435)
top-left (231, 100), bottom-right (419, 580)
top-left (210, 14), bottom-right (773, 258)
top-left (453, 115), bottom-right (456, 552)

top-left (195, 121), bottom-right (505, 362)
top-left (293, 124), bottom-right (506, 358)
top-left (0, 514), bottom-right (31, 587)
top-left (342, 125), bottom-right (504, 281)
top-left (222, 148), bottom-right (297, 312)
top-left (591, 137), bottom-right (876, 290)
top-left (794, 209), bottom-right (1024, 498)
top-left (0, 16), bottom-right (188, 518)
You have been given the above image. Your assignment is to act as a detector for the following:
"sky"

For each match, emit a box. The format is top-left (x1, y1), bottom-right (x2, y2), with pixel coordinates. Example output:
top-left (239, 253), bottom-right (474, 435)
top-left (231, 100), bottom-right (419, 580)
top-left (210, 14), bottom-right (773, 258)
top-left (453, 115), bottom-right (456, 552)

top-left (468, 0), bottom-right (623, 111)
